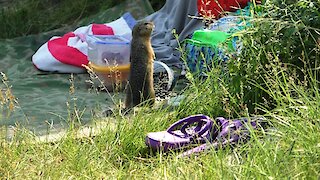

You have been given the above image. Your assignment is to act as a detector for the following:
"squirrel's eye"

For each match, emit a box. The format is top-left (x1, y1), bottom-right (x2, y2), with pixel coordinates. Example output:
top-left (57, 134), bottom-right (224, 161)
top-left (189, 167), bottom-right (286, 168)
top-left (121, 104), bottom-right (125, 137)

top-left (144, 22), bottom-right (149, 25)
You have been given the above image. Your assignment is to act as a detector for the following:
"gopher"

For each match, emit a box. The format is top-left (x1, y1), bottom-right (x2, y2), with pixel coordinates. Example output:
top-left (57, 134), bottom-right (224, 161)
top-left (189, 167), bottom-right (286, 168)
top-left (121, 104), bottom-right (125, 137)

top-left (125, 20), bottom-right (156, 109)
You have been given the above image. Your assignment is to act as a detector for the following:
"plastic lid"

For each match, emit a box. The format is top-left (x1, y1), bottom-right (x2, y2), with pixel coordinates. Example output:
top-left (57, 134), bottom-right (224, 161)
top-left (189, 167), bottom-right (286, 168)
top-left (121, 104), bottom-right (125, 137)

top-left (86, 35), bottom-right (130, 45)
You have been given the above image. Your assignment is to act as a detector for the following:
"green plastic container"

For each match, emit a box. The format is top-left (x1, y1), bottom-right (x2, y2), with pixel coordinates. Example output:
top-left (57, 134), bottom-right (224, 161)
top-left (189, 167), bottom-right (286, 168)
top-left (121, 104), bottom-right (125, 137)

top-left (183, 30), bottom-right (235, 74)
top-left (187, 30), bottom-right (234, 50)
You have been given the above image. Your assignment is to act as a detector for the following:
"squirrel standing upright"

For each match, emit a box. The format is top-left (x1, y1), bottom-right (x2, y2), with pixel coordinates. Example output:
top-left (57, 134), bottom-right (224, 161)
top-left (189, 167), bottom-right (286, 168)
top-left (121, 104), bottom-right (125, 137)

top-left (125, 20), bottom-right (156, 109)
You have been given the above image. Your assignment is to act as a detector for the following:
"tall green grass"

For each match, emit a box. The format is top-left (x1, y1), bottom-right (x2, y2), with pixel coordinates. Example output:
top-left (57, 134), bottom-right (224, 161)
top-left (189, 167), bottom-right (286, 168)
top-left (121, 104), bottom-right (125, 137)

top-left (0, 0), bottom-right (120, 39)
top-left (0, 0), bottom-right (165, 39)
top-left (1, 68), bottom-right (319, 178)
top-left (0, 0), bottom-right (319, 179)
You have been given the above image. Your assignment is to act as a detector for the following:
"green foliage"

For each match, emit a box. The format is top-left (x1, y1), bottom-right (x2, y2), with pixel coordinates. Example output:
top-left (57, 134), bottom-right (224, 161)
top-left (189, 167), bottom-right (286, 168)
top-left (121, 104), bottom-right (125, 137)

top-left (263, 0), bottom-right (320, 70)
top-left (0, 0), bottom-right (123, 39)
top-left (218, 0), bottom-right (320, 113)
top-left (149, 0), bottom-right (166, 11)
top-left (0, 80), bottom-right (320, 178)
top-left (0, 0), bottom-right (166, 39)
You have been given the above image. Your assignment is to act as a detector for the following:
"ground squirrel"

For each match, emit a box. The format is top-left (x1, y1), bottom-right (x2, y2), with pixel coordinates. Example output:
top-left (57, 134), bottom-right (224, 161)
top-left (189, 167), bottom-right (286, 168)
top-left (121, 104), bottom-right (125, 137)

top-left (125, 20), bottom-right (156, 109)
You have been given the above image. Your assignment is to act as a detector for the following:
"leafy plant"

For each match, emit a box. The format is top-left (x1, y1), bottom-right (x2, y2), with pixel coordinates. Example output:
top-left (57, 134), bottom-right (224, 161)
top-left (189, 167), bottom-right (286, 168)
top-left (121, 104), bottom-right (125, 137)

top-left (222, 0), bottom-right (320, 113)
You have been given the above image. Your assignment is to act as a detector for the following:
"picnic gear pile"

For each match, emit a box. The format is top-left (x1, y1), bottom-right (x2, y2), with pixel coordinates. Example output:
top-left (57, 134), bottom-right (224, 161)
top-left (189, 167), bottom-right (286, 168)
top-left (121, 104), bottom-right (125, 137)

top-left (183, 4), bottom-right (252, 75)
top-left (146, 114), bottom-right (267, 157)
top-left (32, 12), bottom-right (136, 74)
top-left (30, 0), bottom-right (254, 85)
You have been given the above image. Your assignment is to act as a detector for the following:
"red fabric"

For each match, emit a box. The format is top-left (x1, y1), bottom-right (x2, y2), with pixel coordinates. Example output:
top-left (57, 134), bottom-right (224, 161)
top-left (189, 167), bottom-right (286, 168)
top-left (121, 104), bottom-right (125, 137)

top-left (92, 24), bottom-right (114, 35)
top-left (47, 24), bottom-right (115, 67)
top-left (197, 0), bottom-right (250, 18)
top-left (48, 32), bottom-right (88, 67)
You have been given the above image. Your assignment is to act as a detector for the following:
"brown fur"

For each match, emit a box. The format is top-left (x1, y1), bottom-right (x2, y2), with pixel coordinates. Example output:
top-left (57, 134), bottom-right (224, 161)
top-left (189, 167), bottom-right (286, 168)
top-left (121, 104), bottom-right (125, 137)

top-left (125, 20), bottom-right (155, 109)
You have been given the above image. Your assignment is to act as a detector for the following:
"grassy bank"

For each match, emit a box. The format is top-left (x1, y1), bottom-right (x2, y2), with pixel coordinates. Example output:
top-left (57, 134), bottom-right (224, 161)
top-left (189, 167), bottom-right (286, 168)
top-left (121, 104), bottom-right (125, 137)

top-left (1, 63), bottom-right (319, 179)
top-left (0, 0), bottom-right (165, 39)
top-left (0, 0), bottom-right (320, 179)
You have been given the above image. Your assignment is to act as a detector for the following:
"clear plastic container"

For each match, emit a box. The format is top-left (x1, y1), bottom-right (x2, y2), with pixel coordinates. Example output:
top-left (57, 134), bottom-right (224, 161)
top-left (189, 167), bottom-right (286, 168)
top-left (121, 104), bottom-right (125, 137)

top-left (86, 35), bottom-right (130, 66)
top-left (86, 35), bottom-right (131, 91)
